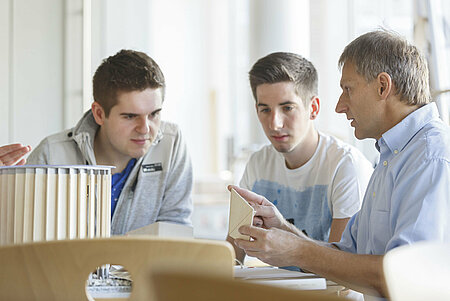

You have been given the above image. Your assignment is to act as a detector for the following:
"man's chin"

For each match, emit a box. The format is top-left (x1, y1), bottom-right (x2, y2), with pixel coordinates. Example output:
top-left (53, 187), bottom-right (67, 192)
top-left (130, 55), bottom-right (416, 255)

top-left (129, 146), bottom-right (150, 158)
top-left (353, 129), bottom-right (368, 140)
top-left (272, 144), bottom-right (292, 153)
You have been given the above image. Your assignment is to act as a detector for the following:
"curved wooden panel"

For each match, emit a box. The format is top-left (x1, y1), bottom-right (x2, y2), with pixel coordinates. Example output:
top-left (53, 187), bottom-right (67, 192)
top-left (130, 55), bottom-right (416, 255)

top-left (0, 236), bottom-right (235, 301)
top-left (151, 270), bottom-right (342, 301)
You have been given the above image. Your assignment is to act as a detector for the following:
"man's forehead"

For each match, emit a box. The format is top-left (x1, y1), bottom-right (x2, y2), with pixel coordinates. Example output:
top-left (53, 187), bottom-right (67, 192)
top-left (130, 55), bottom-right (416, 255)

top-left (340, 62), bottom-right (360, 82)
top-left (256, 82), bottom-right (303, 102)
top-left (113, 89), bottom-right (162, 110)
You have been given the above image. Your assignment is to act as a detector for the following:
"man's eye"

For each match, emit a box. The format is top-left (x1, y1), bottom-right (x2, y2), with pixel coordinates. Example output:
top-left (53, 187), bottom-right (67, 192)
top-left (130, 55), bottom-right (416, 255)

top-left (284, 106), bottom-right (294, 112)
top-left (259, 108), bottom-right (270, 113)
top-left (150, 110), bottom-right (161, 118)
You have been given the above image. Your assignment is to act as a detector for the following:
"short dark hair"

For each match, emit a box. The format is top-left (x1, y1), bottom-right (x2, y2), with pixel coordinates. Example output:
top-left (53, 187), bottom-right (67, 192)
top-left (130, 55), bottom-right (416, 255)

top-left (339, 30), bottom-right (431, 106)
top-left (93, 49), bottom-right (165, 116)
top-left (249, 52), bottom-right (318, 104)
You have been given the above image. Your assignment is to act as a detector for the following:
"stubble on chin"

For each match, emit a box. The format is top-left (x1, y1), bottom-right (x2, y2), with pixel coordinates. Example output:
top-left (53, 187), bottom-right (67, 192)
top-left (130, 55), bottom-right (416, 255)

top-left (272, 142), bottom-right (292, 154)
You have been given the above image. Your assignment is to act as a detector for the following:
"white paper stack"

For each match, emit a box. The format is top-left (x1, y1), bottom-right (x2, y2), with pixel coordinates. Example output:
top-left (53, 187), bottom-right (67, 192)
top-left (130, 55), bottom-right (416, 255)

top-left (234, 266), bottom-right (327, 290)
top-left (0, 165), bottom-right (112, 246)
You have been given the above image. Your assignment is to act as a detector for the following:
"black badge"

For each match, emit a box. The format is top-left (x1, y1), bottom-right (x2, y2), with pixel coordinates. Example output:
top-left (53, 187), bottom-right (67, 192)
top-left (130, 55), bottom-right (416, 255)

top-left (142, 163), bottom-right (163, 173)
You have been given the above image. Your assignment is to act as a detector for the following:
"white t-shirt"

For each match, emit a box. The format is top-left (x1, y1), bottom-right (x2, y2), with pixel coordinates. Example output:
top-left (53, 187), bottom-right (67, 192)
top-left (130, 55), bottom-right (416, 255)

top-left (240, 132), bottom-right (373, 241)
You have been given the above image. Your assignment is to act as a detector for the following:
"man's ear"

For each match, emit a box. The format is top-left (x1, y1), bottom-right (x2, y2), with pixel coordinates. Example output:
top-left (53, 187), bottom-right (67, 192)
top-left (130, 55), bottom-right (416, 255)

top-left (377, 72), bottom-right (392, 100)
top-left (91, 102), bottom-right (106, 126)
top-left (310, 96), bottom-right (320, 120)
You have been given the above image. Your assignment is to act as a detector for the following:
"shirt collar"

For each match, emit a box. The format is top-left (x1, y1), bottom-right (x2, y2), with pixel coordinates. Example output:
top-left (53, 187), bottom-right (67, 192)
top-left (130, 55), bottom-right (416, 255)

top-left (377, 102), bottom-right (440, 154)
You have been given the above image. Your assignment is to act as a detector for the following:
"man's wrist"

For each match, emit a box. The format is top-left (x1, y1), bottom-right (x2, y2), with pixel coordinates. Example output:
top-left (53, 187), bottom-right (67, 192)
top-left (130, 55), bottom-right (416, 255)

top-left (280, 219), bottom-right (300, 234)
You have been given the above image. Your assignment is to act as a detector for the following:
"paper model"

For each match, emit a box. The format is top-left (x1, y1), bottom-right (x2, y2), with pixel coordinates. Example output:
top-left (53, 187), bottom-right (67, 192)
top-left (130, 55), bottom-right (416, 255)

top-left (228, 188), bottom-right (255, 241)
top-left (0, 165), bottom-right (112, 246)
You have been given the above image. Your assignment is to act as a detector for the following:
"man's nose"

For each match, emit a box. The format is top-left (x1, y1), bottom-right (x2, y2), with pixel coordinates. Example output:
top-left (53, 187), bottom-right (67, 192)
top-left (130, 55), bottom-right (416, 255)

top-left (270, 111), bottom-right (283, 130)
top-left (136, 117), bottom-right (150, 134)
top-left (335, 94), bottom-right (346, 114)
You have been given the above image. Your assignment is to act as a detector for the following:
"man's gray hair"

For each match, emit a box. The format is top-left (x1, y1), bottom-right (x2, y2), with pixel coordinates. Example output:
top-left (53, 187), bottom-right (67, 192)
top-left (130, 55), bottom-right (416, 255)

top-left (339, 30), bottom-right (431, 106)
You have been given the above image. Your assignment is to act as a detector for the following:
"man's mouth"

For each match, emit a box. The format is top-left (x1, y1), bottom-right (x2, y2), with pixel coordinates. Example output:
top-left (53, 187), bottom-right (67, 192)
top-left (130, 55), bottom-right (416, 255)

top-left (131, 138), bottom-right (150, 145)
top-left (348, 118), bottom-right (356, 127)
top-left (271, 134), bottom-right (289, 141)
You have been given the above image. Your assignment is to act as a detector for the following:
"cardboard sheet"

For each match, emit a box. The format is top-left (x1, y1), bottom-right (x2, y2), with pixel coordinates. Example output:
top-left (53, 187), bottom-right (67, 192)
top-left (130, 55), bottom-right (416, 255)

top-left (228, 188), bottom-right (255, 240)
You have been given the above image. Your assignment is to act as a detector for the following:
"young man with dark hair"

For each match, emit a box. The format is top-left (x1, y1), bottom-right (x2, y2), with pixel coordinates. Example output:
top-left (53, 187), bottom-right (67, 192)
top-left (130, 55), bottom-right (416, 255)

top-left (230, 52), bottom-right (373, 262)
top-left (232, 31), bottom-right (450, 298)
top-left (28, 50), bottom-right (193, 234)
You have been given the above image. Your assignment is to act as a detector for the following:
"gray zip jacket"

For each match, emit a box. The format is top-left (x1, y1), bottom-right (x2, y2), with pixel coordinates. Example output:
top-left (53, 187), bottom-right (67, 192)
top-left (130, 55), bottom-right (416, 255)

top-left (27, 111), bottom-right (193, 234)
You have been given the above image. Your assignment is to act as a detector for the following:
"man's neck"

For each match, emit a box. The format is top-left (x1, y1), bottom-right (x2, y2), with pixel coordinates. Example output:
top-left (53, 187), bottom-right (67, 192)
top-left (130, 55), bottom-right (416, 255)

top-left (94, 128), bottom-right (131, 174)
top-left (376, 99), bottom-right (420, 140)
top-left (283, 128), bottom-right (319, 170)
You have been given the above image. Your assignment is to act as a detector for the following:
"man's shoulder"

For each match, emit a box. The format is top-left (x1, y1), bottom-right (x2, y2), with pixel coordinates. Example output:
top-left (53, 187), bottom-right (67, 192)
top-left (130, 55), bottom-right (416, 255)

top-left (318, 132), bottom-right (369, 164)
top-left (34, 129), bottom-right (75, 148)
top-left (159, 121), bottom-right (181, 137)
top-left (401, 119), bottom-right (450, 165)
top-left (422, 120), bottom-right (450, 162)
top-left (27, 128), bottom-right (78, 164)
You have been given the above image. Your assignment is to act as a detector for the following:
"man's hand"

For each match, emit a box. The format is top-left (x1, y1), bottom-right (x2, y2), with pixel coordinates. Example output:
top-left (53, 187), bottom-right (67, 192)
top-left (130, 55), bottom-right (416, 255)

top-left (234, 224), bottom-right (308, 267)
top-left (228, 185), bottom-right (289, 230)
top-left (0, 144), bottom-right (31, 166)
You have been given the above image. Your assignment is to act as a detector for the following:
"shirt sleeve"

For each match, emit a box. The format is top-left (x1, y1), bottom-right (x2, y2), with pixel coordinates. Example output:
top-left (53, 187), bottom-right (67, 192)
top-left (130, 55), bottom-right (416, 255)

top-left (27, 138), bottom-right (50, 165)
top-left (239, 163), bottom-right (252, 190)
top-left (332, 212), bottom-right (359, 252)
top-left (385, 157), bottom-right (450, 251)
top-left (239, 150), bottom-right (262, 190)
top-left (330, 154), bottom-right (373, 219)
top-left (156, 128), bottom-right (194, 226)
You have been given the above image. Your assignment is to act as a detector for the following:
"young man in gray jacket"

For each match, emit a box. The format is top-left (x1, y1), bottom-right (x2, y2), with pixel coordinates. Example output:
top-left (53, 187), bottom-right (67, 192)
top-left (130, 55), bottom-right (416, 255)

top-left (28, 50), bottom-right (193, 235)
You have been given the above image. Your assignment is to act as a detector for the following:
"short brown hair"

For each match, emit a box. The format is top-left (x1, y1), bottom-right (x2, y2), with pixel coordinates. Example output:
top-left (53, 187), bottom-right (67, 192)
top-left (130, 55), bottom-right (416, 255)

top-left (339, 30), bottom-right (431, 106)
top-left (93, 49), bottom-right (165, 116)
top-left (249, 52), bottom-right (318, 104)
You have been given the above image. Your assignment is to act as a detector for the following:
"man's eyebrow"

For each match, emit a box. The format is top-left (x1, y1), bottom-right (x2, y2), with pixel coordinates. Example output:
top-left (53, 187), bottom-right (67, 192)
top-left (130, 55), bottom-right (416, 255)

top-left (119, 113), bottom-right (138, 116)
top-left (257, 101), bottom-right (296, 107)
top-left (152, 108), bottom-right (162, 114)
top-left (279, 101), bottom-right (296, 106)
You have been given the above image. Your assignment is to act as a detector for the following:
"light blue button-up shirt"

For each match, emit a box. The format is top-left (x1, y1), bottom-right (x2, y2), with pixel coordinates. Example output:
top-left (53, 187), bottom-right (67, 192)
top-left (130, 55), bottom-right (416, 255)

top-left (335, 103), bottom-right (450, 254)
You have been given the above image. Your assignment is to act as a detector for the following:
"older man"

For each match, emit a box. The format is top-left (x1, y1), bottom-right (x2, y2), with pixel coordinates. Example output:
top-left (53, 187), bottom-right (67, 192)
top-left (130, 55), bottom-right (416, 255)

top-left (232, 30), bottom-right (450, 298)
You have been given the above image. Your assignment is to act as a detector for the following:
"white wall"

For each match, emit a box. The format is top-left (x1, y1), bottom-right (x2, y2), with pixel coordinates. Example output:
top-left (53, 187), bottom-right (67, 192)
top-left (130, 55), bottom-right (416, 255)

top-left (91, 0), bottom-right (310, 182)
top-left (1, 0), bottom-right (418, 170)
top-left (0, 0), bottom-right (11, 144)
top-left (0, 0), bottom-right (86, 150)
